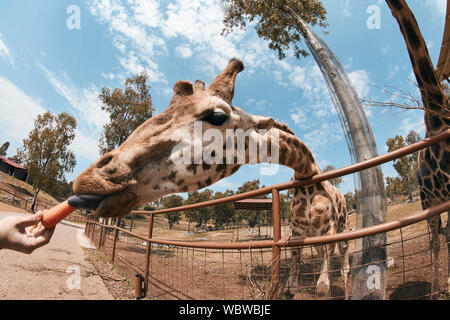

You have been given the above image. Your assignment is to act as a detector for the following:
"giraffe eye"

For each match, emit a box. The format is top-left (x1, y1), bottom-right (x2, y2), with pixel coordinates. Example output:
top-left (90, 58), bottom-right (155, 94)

top-left (202, 111), bottom-right (228, 126)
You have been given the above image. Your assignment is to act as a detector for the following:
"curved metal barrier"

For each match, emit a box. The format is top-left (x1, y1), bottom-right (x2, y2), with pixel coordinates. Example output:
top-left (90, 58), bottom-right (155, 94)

top-left (84, 129), bottom-right (450, 300)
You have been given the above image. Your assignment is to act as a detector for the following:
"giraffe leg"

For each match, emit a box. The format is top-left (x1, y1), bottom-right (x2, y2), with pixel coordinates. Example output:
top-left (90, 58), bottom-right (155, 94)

top-left (428, 215), bottom-right (441, 298)
top-left (444, 211), bottom-right (450, 295)
top-left (316, 244), bottom-right (331, 298)
top-left (338, 240), bottom-right (350, 300)
top-left (284, 247), bottom-right (303, 296)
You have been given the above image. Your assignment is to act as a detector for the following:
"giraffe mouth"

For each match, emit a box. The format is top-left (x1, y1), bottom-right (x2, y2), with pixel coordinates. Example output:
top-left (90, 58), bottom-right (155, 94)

top-left (91, 190), bottom-right (138, 217)
top-left (68, 194), bottom-right (108, 210)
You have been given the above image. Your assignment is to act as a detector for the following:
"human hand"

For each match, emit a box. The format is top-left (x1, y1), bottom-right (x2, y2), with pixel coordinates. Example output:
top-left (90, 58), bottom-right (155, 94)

top-left (0, 211), bottom-right (55, 254)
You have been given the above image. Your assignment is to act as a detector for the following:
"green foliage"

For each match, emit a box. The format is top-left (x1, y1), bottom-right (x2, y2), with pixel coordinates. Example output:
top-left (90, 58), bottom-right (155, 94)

top-left (0, 142), bottom-right (9, 157)
top-left (385, 130), bottom-right (420, 200)
top-left (235, 179), bottom-right (269, 228)
top-left (15, 111), bottom-right (77, 196)
top-left (279, 190), bottom-right (293, 224)
top-left (161, 194), bottom-right (184, 229)
top-left (99, 73), bottom-right (155, 155)
top-left (323, 165), bottom-right (343, 188)
top-left (385, 176), bottom-right (405, 199)
top-left (211, 190), bottom-right (235, 228)
top-left (344, 192), bottom-right (355, 211)
top-left (222, 0), bottom-right (328, 60)
top-left (184, 189), bottom-right (214, 230)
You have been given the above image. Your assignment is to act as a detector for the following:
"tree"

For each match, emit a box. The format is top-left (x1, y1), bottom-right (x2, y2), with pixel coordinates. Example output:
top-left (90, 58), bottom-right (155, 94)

top-left (222, 0), bottom-right (328, 60)
top-left (161, 194), bottom-right (183, 229)
top-left (386, 130), bottom-right (420, 201)
top-left (280, 190), bottom-right (294, 224)
top-left (99, 73), bottom-right (155, 155)
top-left (323, 165), bottom-right (343, 188)
top-left (236, 179), bottom-right (268, 236)
top-left (0, 142), bottom-right (9, 157)
top-left (212, 190), bottom-right (235, 228)
top-left (344, 192), bottom-right (356, 212)
top-left (184, 189), bottom-right (213, 231)
top-left (385, 176), bottom-right (405, 200)
top-left (15, 112), bottom-right (77, 211)
top-left (362, 81), bottom-right (450, 118)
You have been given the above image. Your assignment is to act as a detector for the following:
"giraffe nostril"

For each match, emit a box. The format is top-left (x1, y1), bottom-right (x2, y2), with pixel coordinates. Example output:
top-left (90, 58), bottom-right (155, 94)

top-left (96, 155), bottom-right (113, 169)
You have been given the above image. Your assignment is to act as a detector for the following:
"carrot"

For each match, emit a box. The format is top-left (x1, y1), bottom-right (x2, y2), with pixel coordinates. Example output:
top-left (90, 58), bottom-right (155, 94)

top-left (41, 200), bottom-right (76, 228)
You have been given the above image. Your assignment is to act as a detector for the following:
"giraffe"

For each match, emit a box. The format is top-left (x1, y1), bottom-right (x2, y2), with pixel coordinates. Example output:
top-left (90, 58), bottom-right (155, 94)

top-left (283, 173), bottom-right (350, 299)
top-left (385, 0), bottom-right (450, 296)
top-left (73, 58), bottom-right (349, 298)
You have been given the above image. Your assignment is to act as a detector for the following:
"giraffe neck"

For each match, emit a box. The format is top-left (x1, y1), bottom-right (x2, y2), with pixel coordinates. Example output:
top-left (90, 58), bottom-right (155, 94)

top-left (386, 0), bottom-right (449, 136)
top-left (264, 128), bottom-right (322, 180)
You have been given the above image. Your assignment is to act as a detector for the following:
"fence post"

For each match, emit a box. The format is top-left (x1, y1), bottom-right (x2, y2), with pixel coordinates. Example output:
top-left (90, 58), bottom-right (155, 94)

top-left (144, 214), bottom-right (154, 298)
top-left (98, 219), bottom-right (104, 249)
top-left (111, 218), bottom-right (120, 263)
top-left (270, 189), bottom-right (281, 299)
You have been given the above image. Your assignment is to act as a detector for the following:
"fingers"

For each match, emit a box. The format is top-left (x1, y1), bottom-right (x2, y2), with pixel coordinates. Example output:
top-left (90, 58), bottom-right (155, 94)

top-left (17, 212), bottom-right (44, 228)
top-left (31, 228), bottom-right (55, 249)
top-left (29, 222), bottom-right (48, 237)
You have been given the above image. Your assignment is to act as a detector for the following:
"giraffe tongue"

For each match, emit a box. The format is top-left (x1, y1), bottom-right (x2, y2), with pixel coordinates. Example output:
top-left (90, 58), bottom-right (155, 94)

top-left (68, 194), bottom-right (107, 210)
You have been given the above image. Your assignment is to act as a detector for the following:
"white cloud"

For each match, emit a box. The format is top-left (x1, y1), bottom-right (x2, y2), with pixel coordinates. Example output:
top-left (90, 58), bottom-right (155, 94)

top-left (348, 69), bottom-right (371, 98)
top-left (101, 72), bottom-right (116, 81)
top-left (399, 116), bottom-right (426, 136)
top-left (302, 121), bottom-right (344, 155)
top-left (214, 178), bottom-right (239, 190)
top-left (0, 76), bottom-right (46, 146)
top-left (0, 33), bottom-right (14, 66)
top-left (0, 75), bottom-right (102, 165)
top-left (290, 107), bottom-right (309, 130)
top-left (381, 44), bottom-right (391, 55)
top-left (89, 0), bottom-right (167, 82)
top-left (71, 129), bottom-right (102, 162)
top-left (36, 61), bottom-right (109, 132)
top-left (387, 65), bottom-right (400, 80)
top-left (89, 0), bottom-right (275, 83)
top-left (424, 0), bottom-right (447, 16)
top-left (175, 44), bottom-right (193, 59)
top-left (129, 0), bottom-right (162, 28)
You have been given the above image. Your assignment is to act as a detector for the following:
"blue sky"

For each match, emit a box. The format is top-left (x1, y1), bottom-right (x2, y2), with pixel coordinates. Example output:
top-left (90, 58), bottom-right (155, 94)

top-left (0, 0), bottom-right (446, 197)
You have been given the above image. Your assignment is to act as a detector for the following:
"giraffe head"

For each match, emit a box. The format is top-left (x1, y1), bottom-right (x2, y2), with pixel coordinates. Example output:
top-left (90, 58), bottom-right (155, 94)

top-left (73, 59), bottom-right (291, 217)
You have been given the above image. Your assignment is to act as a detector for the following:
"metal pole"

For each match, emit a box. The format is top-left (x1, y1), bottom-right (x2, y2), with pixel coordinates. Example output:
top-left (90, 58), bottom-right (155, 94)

top-left (144, 214), bottom-right (154, 298)
top-left (270, 189), bottom-right (281, 299)
top-left (111, 218), bottom-right (120, 263)
top-left (98, 218), bottom-right (104, 249)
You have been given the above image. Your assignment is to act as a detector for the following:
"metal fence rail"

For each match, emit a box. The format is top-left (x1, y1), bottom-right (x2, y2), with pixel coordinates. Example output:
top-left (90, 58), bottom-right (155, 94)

top-left (83, 128), bottom-right (450, 300)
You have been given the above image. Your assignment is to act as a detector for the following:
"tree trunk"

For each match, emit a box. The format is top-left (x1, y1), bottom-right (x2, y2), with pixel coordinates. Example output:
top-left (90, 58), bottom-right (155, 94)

top-left (294, 17), bottom-right (387, 299)
top-left (406, 174), bottom-right (413, 202)
top-left (31, 188), bottom-right (40, 212)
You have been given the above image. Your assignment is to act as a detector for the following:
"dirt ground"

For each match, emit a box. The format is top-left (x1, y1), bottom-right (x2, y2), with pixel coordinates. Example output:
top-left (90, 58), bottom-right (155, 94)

top-left (92, 199), bottom-right (448, 300)
top-left (0, 203), bottom-right (116, 299)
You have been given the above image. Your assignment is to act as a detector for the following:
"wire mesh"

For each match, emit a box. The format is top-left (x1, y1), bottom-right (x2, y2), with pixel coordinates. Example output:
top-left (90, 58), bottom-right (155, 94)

top-left (85, 213), bottom-right (449, 300)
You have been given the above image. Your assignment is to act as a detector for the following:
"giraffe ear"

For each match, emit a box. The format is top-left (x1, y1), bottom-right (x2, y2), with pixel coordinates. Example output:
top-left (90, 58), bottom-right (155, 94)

top-left (173, 81), bottom-right (194, 96)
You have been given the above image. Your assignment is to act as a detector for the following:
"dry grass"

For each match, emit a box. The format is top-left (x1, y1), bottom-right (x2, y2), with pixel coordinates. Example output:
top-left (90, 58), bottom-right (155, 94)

top-left (0, 173), bottom-right (59, 204)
